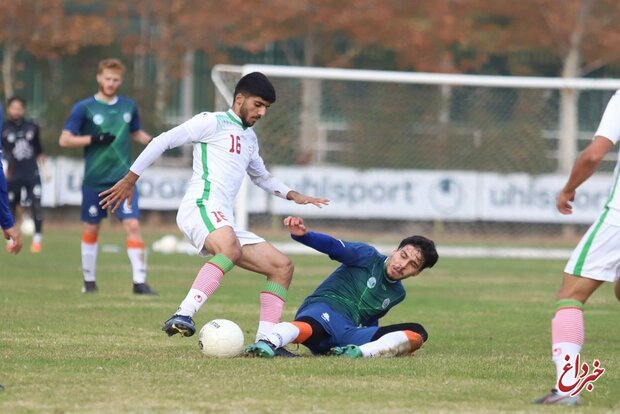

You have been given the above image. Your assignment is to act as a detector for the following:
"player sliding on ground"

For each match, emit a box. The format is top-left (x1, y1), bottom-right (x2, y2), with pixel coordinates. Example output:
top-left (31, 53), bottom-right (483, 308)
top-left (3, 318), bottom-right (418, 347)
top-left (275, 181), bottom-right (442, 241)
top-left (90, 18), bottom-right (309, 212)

top-left (245, 216), bottom-right (438, 358)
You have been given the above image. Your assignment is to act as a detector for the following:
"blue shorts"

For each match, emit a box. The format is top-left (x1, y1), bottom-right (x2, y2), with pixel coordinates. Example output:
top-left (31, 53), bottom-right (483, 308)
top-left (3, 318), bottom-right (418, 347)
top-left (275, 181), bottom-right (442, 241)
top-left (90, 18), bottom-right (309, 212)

top-left (295, 302), bottom-right (379, 354)
top-left (81, 186), bottom-right (140, 223)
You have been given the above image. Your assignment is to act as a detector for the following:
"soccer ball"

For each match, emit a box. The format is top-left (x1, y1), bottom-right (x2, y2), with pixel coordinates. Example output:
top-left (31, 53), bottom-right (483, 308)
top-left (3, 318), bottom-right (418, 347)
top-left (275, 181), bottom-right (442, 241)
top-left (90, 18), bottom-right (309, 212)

top-left (198, 319), bottom-right (245, 358)
top-left (20, 217), bottom-right (35, 236)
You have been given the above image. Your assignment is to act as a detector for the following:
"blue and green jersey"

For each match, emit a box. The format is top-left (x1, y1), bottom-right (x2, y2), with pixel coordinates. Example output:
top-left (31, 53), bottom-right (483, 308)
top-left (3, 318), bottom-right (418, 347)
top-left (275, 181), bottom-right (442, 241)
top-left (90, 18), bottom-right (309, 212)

top-left (64, 96), bottom-right (140, 190)
top-left (295, 232), bottom-right (406, 326)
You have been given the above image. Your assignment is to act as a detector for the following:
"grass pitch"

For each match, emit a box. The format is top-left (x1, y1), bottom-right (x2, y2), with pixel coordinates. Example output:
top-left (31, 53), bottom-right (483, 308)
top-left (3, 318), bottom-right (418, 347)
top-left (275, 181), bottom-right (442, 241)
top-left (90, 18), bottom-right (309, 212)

top-left (0, 226), bottom-right (618, 413)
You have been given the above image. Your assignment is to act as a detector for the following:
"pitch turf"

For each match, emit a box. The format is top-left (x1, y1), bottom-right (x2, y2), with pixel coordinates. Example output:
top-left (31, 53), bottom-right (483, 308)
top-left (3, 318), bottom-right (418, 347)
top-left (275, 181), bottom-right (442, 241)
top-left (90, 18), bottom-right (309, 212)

top-left (1, 227), bottom-right (618, 413)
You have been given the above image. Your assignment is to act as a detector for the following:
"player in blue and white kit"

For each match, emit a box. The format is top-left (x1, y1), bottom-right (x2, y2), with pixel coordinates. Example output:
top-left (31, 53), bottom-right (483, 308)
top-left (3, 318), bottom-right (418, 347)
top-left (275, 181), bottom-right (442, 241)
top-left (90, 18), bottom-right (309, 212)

top-left (245, 216), bottom-right (438, 358)
top-left (100, 72), bottom-right (329, 347)
top-left (59, 58), bottom-right (156, 295)
top-left (534, 90), bottom-right (620, 405)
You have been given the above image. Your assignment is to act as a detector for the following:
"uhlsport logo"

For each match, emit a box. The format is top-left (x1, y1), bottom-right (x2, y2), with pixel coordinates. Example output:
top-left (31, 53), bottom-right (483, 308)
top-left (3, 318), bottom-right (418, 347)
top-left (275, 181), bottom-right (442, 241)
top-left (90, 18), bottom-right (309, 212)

top-left (557, 354), bottom-right (605, 397)
top-left (429, 178), bottom-right (462, 214)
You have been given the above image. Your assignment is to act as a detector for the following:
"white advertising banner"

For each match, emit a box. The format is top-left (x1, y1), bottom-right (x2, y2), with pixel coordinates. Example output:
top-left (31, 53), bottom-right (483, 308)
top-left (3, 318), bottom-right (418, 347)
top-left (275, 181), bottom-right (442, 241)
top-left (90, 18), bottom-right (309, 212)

top-left (41, 158), bottom-right (612, 223)
top-left (269, 167), bottom-right (479, 220)
top-left (478, 173), bottom-right (611, 223)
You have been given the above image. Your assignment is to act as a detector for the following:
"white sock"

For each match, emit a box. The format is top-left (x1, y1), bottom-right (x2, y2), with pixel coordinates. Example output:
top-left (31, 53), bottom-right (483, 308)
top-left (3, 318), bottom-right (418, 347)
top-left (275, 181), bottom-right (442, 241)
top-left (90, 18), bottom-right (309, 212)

top-left (359, 331), bottom-right (411, 357)
top-left (176, 288), bottom-right (209, 317)
top-left (263, 322), bottom-right (300, 347)
top-left (81, 241), bottom-right (98, 282)
top-left (127, 247), bottom-right (147, 284)
top-left (552, 342), bottom-right (582, 395)
top-left (256, 321), bottom-right (276, 341)
top-left (33, 233), bottom-right (42, 244)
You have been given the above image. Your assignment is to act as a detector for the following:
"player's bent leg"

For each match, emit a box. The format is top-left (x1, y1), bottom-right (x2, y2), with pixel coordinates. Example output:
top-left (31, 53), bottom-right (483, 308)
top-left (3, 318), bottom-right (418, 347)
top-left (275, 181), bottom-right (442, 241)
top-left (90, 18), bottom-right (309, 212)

top-left (202, 226), bottom-right (243, 263)
top-left (163, 228), bottom-right (240, 337)
top-left (237, 242), bottom-right (293, 341)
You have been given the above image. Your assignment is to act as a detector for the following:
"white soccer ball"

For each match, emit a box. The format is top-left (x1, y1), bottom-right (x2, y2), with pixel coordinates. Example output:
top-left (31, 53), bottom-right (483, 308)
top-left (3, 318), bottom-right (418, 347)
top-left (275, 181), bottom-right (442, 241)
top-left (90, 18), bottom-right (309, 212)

top-left (198, 319), bottom-right (245, 358)
top-left (20, 217), bottom-right (35, 236)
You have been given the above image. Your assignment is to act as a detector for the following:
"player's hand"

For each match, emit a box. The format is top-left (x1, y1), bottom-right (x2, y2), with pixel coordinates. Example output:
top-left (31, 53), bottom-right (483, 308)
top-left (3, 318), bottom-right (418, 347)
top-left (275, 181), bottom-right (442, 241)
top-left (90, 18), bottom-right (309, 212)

top-left (287, 191), bottom-right (330, 208)
top-left (99, 173), bottom-right (138, 212)
top-left (557, 188), bottom-right (575, 215)
top-left (283, 216), bottom-right (308, 236)
top-left (3, 226), bottom-right (22, 254)
top-left (90, 132), bottom-right (116, 146)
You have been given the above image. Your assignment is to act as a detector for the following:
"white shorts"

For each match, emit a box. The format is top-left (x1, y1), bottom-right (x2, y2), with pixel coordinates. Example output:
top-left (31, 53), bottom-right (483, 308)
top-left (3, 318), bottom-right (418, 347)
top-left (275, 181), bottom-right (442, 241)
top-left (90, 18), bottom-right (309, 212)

top-left (176, 196), bottom-right (265, 256)
top-left (565, 217), bottom-right (620, 282)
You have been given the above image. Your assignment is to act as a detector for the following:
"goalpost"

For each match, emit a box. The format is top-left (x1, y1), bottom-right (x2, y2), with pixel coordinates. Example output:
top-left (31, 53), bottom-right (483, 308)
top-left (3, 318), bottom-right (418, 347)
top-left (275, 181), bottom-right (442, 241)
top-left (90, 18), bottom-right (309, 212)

top-left (212, 64), bottom-right (620, 234)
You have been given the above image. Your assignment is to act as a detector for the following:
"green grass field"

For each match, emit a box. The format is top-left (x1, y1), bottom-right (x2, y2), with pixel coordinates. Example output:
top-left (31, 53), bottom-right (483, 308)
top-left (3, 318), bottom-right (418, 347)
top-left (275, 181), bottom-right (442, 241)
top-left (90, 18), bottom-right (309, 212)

top-left (1, 226), bottom-right (618, 413)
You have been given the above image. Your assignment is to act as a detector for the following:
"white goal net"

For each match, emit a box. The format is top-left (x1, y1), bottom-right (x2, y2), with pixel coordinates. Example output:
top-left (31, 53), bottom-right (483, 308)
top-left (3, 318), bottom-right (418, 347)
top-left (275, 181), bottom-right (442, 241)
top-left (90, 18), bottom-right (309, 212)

top-left (212, 64), bottom-right (620, 244)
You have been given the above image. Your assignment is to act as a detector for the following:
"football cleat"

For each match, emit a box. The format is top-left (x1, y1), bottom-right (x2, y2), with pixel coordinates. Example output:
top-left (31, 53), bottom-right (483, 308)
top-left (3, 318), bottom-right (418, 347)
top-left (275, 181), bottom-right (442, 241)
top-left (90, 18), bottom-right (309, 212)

top-left (81, 281), bottom-right (98, 293)
top-left (533, 389), bottom-right (581, 406)
top-left (245, 340), bottom-right (276, 358)
top-left (30, 242), bottom-right (41, 253)
top-left (133, 283), bottom-right (158, 295)
top-left (329, 344), bottom-right (362, 358)
top-left (274, 346), bottom-right (301, 358)
top-left (162, 314), bottom-right (195, 337)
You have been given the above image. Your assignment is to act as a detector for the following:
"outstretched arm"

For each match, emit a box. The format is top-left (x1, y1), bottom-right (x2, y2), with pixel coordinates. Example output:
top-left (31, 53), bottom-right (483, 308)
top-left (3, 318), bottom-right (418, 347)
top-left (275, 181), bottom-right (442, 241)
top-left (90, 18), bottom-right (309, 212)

top-left (284, 216), bottom-right (346, 257)
top-left (99, 121), bottom-right (194, 211)
top-left (557, 136), bottom-right (613, 215)
top-left (283, 216), bottom-right (374, 265)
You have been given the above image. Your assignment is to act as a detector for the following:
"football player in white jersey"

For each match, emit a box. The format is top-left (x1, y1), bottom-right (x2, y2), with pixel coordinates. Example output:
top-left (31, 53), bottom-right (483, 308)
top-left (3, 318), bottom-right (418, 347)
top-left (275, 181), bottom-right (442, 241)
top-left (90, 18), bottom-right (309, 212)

top-left (534, 91), bottom-right (620, 405)
top-left (100, 72), bottom-right (329, 353)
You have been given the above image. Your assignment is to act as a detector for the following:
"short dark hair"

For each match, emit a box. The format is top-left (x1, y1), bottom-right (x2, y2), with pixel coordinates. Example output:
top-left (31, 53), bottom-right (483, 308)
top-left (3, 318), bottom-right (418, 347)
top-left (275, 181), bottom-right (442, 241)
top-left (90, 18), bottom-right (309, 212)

top-left (7, 96), bottom-right (26, 106)
top-left (233, 72), bottom-right (276, 103)
top-left (398, 235), bottom-right (439, 270)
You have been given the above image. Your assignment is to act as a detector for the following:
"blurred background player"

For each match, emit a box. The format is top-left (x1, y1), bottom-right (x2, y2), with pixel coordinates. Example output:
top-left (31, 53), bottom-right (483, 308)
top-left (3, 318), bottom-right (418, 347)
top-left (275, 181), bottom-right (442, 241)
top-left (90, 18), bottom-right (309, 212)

top-left (59, 58), bottom-right (157, 295)
top-left (1, 105), bottom-right (22, 254)
top-left (1, 96), bottom-right (45, 253)
top-left (245, 216), bottom-right (438, 358)
top-left (99, 72), bottom-right (329, 351)
top-left (534, 90), bottom-right (620, 406)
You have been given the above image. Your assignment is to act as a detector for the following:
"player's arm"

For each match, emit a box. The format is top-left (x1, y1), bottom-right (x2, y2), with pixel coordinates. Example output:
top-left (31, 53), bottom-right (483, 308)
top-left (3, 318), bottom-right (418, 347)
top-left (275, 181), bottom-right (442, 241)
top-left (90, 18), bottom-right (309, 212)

top-left (284, 216), bottom-right (372, 264)
top-left (131, 129), bottom-right (152, 145)
top-left (557, 136), bottom-right (613, 215)
top-left (247, 151), bottom-right (329, 208)
top-left (99, 120), bottom-right (196, 211)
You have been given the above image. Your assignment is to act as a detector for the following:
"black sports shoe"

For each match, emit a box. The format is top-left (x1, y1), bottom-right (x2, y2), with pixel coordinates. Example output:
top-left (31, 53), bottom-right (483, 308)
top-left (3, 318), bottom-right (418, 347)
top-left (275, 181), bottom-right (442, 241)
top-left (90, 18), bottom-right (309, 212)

top-left (133, 283), bottom-right (158, 295)
top-left (162, 314), bottom-right (196, 337)
top-left (82, 281), bottom-right (98, 293)
top-left (274, 346), bottom-right (301, 358)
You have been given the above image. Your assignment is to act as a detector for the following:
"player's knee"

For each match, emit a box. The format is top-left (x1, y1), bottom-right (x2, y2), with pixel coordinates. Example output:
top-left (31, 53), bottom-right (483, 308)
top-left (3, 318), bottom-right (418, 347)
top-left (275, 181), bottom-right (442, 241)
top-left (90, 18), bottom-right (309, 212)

top-left (224, 247), bottom-right (243, 263)
top-left (277, 256), bottom-right (294, 280)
